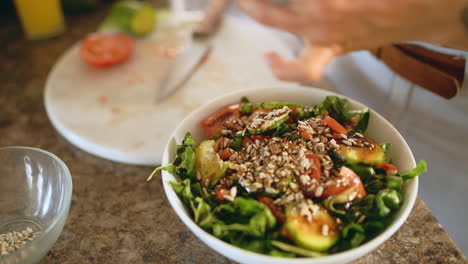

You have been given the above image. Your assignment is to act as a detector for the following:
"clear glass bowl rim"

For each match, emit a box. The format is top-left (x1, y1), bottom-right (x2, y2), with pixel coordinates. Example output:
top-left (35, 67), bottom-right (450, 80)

top-left (0, 146), bottom-right (73, 260)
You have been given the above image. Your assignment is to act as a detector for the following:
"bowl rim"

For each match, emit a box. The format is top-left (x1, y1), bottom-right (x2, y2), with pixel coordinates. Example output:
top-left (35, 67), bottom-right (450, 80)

top-left (0, 146), bottom-right (73, 260)
top-left (161, 87), bottom-right (418, 263)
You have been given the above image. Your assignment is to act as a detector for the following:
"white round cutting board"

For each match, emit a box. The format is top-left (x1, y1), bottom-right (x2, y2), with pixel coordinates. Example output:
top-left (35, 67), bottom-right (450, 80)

top-left (44, 15), bottom-right (310, 165)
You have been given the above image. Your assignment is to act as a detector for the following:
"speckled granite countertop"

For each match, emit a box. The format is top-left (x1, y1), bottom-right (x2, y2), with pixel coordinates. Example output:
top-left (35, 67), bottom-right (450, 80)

top-left (0, 2), bottom-right (466, 263)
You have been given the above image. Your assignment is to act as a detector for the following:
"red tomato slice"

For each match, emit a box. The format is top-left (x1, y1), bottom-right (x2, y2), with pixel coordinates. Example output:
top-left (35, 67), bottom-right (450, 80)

top-left (322, 166), bottom-right (367, 199)
top-left (201, 104), bottom-right (241, 139)
top-left (300, 131), bottom-right (313, 140)
top-left (218, 148), bottom-right (233, 161)
top-left (79, 33), bottom-right (134, 67)
top-left (306, 154), bottom-right (321, 181)
top-left (251, 135), bottom-right (269, 141)
top-left (376, 162), bottom-right (398, 172)
top-left (258, 196), bottom-right (286, 223)
top-left (242, 137), bottom-right (252, 147)
top-left (215, 184), bottom-right (230, 200)
top-left (323, 115), bottom-right (347, 135)
top-left (201, 104), bottom-right (240, 127)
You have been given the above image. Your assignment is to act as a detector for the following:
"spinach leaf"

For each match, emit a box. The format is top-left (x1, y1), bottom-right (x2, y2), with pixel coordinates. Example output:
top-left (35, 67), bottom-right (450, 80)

top-left (230, 136), bottom-right (243, 151)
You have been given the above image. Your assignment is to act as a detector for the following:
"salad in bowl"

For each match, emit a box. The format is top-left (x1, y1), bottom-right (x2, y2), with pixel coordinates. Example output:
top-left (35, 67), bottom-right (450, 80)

top-left (149, 87), bottom-right (426, 263)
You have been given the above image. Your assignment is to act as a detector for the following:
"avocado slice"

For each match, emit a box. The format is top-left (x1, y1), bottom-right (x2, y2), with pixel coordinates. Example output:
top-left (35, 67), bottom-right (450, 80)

top-left (286, 202), bottom-right (339, 252)
top-left (339, 138), bottom-right (385, 165)
top-left (247, 106), bottom-right (291, 134)
top-left (195, 140), bottom-right (228, 187)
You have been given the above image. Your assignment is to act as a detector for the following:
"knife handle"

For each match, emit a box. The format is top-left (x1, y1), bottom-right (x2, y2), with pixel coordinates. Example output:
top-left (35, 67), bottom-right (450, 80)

top-left (193, 0), bottom-right (231, 37)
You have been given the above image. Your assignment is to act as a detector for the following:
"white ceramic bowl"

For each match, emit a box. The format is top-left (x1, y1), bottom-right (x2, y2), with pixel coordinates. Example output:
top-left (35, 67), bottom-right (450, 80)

top-left (161, 87), bottom-right (418, 264)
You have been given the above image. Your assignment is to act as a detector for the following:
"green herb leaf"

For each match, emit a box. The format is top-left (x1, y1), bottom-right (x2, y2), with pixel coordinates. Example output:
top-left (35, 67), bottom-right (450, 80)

top-left (353, 109), bottom-right (370, 134)
top-left (240, 104), bottom-right (254, 114)
top-left (385, 175), bottom-right (403, 190)
top-left (273, 123), bottom-right (291, 137)
top-left (375, 189), bottom-right (401, 217)
top-left (147, 164), bottom-right (176, 181)
top-left (230, 136), bottom-right (243, 151)
top-left (401, 160), bottom-right (427, 181)
top-left (380, 143), bottom-right (391, 153)
top-left (240, 96), bottom-right (250, 103)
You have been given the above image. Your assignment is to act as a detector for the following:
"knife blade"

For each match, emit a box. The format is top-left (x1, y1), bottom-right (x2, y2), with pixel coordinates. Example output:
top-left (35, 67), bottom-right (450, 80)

top-left (156, 0), bottom-right (230, 102)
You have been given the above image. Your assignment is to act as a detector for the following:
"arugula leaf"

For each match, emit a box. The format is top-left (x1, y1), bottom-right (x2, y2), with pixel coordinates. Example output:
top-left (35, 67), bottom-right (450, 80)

top-left (375, 189), bottom-right (401, 217)
top-left (147, 132), bottom-right (197, 181)
top-left (240, 104), bottom-right (254, 114)
top-left (273, 123), bottom-right (291, 137)
top-left (147, 164), bottom-right (176, 181)
top-left (328, 151), bottom-right (346, 169)
top-left (401, 160), bottom-right (427, 181)
top-left (169, 179), bottom-right (196, 206)
top-left (230, 136), bottom-right (243, 151)
top-left (214, 198), bottom-right (277, 237)
top-left (316, 96), bottom-right (351, 124)
top-left (353, 109), bottom-right (370, 134)
top-left (385, 175), bottom-right (403, 190)
top-left (380, 143), bottom-right (391, 153)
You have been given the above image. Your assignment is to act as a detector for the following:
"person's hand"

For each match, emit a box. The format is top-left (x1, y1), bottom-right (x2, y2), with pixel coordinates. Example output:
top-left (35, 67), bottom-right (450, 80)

top-left (236, 0), bottom-right (468, 83)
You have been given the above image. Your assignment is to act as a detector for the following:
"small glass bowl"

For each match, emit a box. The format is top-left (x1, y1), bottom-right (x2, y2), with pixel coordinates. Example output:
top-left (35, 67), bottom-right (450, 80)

top-left (0, 147), bottom-right (72, 264)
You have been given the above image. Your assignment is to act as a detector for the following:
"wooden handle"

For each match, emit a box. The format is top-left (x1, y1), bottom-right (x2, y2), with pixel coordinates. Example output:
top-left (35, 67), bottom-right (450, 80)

top-left (193, 0), bottom-right (230, 37)
top-left (371, 44), bottom-right (463, 99)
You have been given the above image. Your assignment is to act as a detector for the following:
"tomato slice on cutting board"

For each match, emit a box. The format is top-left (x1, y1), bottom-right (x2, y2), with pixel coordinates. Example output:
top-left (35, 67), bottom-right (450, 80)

top-left (79, 33), bottom-right (135, 67)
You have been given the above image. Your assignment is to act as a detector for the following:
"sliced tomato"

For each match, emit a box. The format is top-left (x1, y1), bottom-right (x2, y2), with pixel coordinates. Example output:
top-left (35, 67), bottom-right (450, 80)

top-left (376, 162), bottom-right (398, 172)
top-left (79, 33), bottom-right (134, 67)
top-left (215, 184), bottom-right (230, 200)
top-left (322, 166), bottom-right (367, 199)
top-left (258, 196), bottom-right (286, 223)
top-left (306, 154), bottom-right (321, 181)
top-left (300, 131), bottom-right (313, 140)
top-left (323, 115), bottom-right (347, 135)
top-left (201, 104), bottom-right (241, 139)
top-left (251, 135), bottom-right (269, 141)
top-left (201, 104), bottom-right (241, 127)
top-left (218, 148), bottom-right (233, 161)
top-left (242, 137), bottom-right (252, 147)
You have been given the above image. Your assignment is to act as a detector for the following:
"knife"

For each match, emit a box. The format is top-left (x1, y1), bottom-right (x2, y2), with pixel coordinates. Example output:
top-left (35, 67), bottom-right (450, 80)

top-left (156, 0), bottom-right (231, 102)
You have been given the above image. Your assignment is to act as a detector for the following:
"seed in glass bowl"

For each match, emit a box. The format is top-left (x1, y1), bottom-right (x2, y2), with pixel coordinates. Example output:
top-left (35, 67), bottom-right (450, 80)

top-left (0, 227), bottom-right (41, 255)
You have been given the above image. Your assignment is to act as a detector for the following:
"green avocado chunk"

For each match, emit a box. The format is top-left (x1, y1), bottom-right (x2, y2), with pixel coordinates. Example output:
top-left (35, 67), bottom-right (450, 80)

top-left (286, 202), bottom-right (339, 252)
top-left (247, 106), bottom-right (291, 134)
top-left (339, 138), bottom-right (385, 165)
top-left (195, 140), bottom-right (228, 187)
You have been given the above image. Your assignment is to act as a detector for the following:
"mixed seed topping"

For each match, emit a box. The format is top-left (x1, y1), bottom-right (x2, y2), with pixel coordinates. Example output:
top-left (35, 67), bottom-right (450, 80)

top-left (0, 227), bottom-right (41, 256)
top-left (211, 105), bottom-right (376, 222)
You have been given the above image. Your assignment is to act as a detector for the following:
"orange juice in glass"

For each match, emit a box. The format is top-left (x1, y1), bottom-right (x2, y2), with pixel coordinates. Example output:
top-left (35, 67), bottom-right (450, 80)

top-left (14, 0), bottom-right (65, 40)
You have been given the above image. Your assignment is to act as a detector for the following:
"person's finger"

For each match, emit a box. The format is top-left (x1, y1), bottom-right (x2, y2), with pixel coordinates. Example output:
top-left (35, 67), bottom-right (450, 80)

top-left (264, 51), bottom-right (308, 81)
top-left (300, 44), bottom-right (341, 82)
top-left (235, 0), bottom-right (301, 34)
top-left (265, 45), bottom-right (341, 83)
